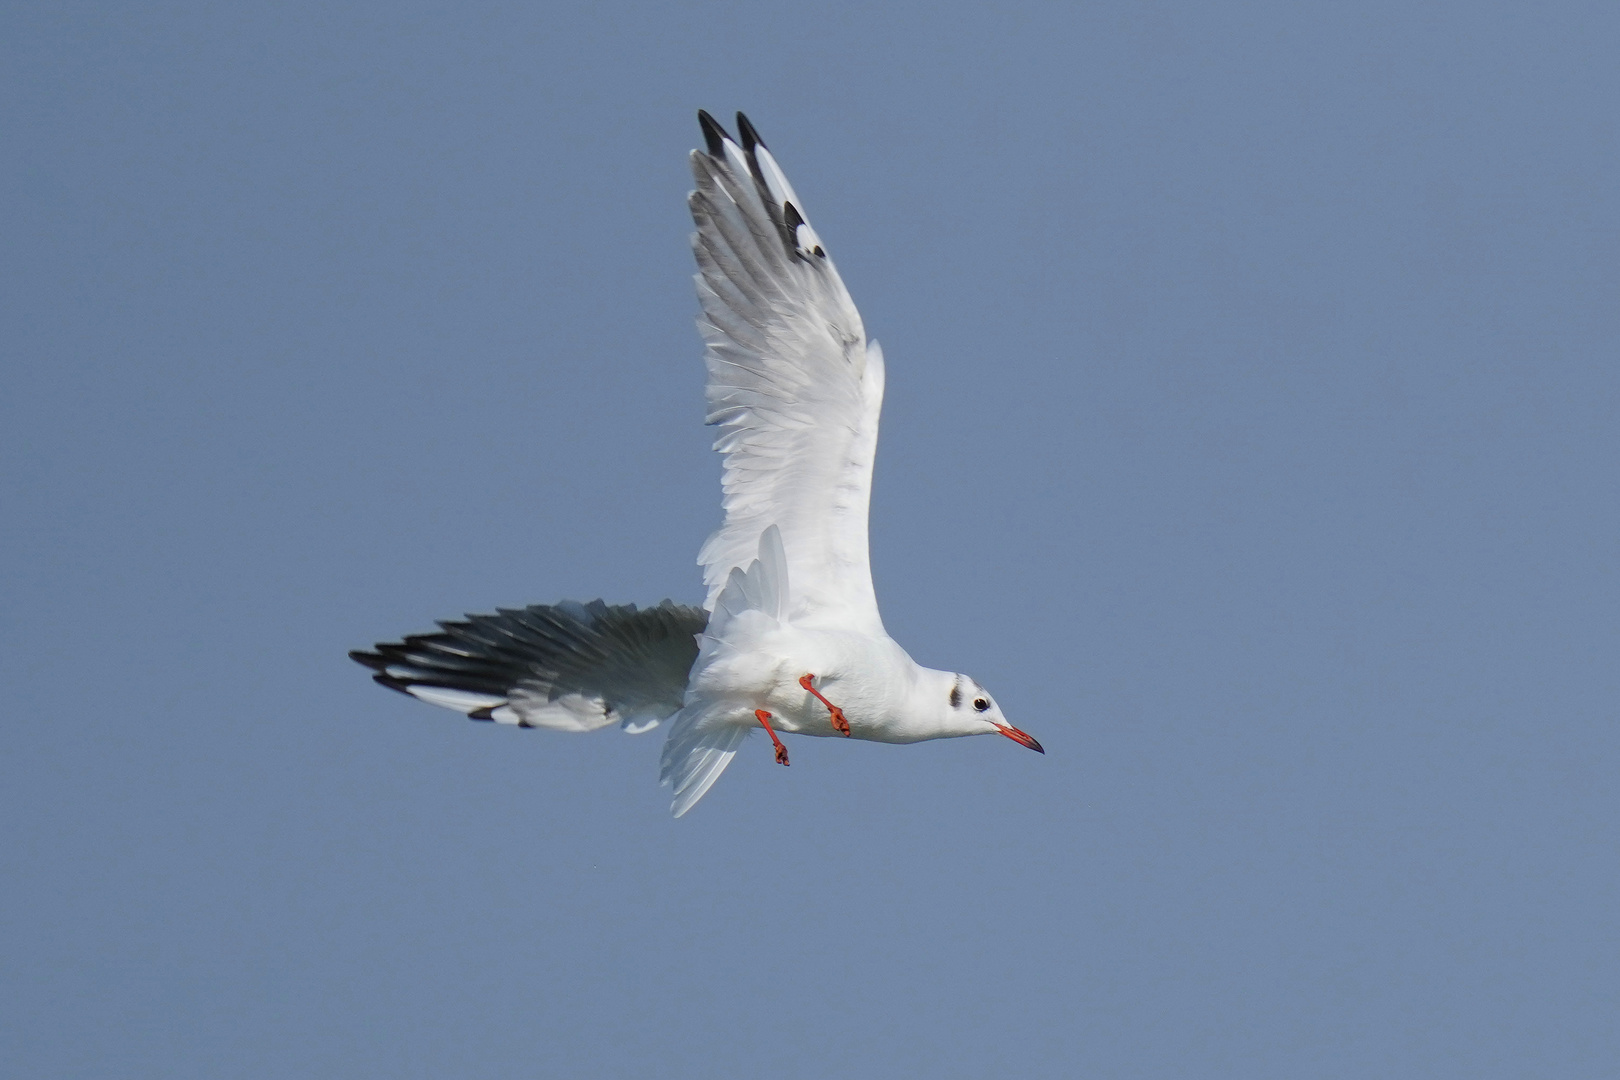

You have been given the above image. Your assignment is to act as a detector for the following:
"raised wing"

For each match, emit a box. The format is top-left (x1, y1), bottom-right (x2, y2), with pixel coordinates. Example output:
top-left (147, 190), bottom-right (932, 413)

top-left (350, 600), bottom-right (705, 734)
top-left (689, 111), bottom-right (886, 635)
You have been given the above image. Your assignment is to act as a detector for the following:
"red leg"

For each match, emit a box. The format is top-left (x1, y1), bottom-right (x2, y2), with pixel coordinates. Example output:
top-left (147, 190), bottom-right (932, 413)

top-left (799, 674), bottom-right (851, 737)
top-left (755, 709), bottom-right (790, 766)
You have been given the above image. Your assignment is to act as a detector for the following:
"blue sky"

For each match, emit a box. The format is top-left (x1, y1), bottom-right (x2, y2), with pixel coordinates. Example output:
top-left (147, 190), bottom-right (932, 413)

top-left (3, 2), bottom-right (1616, 1076)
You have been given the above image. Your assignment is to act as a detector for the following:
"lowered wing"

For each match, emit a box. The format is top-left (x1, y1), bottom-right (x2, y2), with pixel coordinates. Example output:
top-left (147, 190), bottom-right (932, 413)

top-left (351, 599), bottom-right (705, 734)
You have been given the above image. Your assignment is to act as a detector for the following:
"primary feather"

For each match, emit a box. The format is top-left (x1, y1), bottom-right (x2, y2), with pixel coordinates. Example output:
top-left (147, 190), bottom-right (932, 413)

top-left (350, 600), bottom-right (705, 734)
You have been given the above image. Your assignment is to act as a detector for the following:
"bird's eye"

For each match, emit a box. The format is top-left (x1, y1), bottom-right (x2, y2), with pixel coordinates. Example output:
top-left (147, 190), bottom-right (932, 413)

top-left (973, 698), bottom-right (990, 712)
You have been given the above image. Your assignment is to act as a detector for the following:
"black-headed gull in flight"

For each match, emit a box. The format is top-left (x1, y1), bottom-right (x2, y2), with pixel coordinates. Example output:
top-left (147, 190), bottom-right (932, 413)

top-left (352, 111), bottom-right (1043, 816)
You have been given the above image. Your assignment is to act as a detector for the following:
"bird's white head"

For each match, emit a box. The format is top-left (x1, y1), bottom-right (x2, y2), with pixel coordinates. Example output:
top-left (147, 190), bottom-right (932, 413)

top-left (916, 670), bottom-right (1044, 753)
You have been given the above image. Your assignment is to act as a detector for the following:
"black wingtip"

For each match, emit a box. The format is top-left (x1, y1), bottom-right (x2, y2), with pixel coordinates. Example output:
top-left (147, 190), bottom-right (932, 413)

top-left (349, 649), bottom-right (386, 671)
top-left (697, 110), bottom-right (729, 157)
top-left (736, 112), bottom-right (765, 152)
top-left (372, 673), bottom-right (416, 696)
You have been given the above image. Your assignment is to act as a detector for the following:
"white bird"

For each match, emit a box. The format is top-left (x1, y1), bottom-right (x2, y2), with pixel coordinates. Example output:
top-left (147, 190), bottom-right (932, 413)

top-left (352, 111), bottom-right (1043, 816)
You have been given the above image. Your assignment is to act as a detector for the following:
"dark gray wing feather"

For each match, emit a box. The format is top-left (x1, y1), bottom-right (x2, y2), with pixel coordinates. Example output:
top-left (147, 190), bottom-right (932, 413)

top-left (350, 599), bottom-right (706, 734)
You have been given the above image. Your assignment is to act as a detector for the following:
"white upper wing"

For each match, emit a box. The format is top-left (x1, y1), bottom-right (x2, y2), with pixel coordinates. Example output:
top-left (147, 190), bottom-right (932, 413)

top-left (689, 111), bottom-right (886, 635)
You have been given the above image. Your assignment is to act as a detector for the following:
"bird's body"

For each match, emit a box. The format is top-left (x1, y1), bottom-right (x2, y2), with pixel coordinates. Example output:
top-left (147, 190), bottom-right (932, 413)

top-left (353, 111), bottom-right (1042, 815)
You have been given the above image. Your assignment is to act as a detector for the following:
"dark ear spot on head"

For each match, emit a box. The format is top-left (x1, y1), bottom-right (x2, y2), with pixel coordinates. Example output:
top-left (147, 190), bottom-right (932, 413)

top-left (973, 697), bottom-right (990, 712)
top-left (949, 678), bottom-right (962, 709)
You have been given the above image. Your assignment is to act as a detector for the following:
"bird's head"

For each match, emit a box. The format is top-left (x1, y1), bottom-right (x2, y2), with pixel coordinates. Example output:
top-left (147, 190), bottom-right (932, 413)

top-left (933, 672), bottom-right (1044, 753)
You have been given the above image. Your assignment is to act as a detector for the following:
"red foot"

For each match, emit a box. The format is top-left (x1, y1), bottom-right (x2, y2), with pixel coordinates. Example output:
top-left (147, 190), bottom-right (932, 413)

top-left (799, 674), bottom-right (851, 737)
top-left (755, 709), bottom-right (789, 766)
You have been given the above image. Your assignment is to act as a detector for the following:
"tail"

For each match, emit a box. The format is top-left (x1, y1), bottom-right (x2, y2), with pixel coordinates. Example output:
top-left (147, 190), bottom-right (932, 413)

top-left (659, 526), bottom-right (789, 816)
top-left (350, 599), bottom-right (706, 734)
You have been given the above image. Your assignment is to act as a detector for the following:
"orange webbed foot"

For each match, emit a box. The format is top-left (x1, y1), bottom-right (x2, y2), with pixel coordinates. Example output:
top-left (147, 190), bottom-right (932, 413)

top-left (755, 709), bottom-right (789, 766)
top-left (799, 674), bottom-right (852, 737)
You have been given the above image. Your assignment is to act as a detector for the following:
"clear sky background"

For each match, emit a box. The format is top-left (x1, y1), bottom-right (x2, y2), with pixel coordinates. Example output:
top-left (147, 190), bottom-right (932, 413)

top-left (3, 2), bottom-right (1616, 1077)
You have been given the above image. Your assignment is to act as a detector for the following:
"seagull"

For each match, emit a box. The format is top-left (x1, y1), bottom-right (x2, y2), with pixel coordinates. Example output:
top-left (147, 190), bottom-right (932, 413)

top-left (351, 111), bottom-right (1043, 816)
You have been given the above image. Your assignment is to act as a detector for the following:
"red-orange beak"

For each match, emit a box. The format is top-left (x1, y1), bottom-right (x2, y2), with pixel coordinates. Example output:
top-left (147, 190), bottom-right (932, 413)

top-left (992, 722), bottom-right (1044, 754)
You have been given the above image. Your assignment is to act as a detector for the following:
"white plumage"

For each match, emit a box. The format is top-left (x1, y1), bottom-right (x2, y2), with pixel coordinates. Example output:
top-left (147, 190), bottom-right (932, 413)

top-left (353, 112), bottom-right (1043, 816)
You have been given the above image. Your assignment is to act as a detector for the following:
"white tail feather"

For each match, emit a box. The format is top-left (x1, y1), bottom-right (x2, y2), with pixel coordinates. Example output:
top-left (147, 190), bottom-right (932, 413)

top-left (656, 526), bottom-right (791, 815)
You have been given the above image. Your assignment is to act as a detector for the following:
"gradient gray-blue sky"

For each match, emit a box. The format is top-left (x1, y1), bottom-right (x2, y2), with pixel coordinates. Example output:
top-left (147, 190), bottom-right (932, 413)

top-left (3, 2), bottom-right (1616, 1076)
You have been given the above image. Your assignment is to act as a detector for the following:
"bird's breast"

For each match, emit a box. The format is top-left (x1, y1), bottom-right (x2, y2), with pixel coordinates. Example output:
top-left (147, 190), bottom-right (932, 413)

top-left (686, 624), bottom-right (914, 738)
